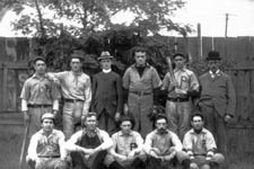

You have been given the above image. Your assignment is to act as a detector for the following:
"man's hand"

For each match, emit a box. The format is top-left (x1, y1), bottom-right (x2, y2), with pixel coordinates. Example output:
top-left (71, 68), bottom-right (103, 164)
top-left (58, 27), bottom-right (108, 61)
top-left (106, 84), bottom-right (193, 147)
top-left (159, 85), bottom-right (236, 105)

top-left (115, 154), bottom-right (128, 163)
top-left (128, 149), bottom-right (139, 160)
top-left (150, 149), bottom-right (160, 159)
top-left (23, 111), bottom-right (30, 123)
top-left (53, 110), bottom-right (58, 117)
top-left (224, 114), bottom-right (232, 123)
top-left (124, 104), bottom-right (129, 115)
top-left (114, 112), bottom-right (121, 122)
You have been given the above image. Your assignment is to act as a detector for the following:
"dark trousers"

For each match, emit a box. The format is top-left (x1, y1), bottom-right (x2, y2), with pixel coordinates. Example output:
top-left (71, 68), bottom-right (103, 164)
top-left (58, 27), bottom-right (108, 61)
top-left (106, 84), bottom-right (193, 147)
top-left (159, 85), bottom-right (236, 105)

top-left (109, 158), bottom-right (146, 169)
top-left (70, 151), bottom-right (107, 169)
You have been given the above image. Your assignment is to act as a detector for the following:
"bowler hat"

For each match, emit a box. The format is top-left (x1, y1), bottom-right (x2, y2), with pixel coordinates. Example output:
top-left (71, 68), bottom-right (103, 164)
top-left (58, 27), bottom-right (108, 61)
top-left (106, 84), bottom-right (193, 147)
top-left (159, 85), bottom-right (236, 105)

top-left (206, 51), bottom-right (221, 61)
top-left (41, 113), bottom-right (55, 123)
top-left (98, 51), bottom-right (113, 61)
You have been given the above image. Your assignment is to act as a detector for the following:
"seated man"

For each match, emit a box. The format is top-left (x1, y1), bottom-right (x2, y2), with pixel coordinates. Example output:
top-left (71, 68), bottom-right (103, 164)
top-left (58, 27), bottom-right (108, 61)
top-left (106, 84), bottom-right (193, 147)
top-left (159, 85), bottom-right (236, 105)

top-left (64, 112), bottom-right (113, 169)
top-left (26, 113), bottom-right (68, 169)
top-left (144, 114), bottom-right (190, 169)
top-left (183, 113), bottom-right (225, 169)
top-left (106, 115), bottom-right (146, 169)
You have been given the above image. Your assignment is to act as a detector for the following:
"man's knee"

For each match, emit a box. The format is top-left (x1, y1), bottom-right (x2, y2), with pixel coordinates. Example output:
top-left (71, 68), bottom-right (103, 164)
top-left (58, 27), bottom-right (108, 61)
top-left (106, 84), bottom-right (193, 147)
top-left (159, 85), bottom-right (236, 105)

top-left (211, 153), bottom-right (225, 164)
top-left (26, 156), bottom-right (36, 169)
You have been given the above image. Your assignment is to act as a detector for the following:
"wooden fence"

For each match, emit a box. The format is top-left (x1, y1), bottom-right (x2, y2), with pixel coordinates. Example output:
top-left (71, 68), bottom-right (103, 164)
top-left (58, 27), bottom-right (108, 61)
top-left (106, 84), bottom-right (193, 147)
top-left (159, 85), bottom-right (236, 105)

top-left (0, 36), bottom-right (254, 168)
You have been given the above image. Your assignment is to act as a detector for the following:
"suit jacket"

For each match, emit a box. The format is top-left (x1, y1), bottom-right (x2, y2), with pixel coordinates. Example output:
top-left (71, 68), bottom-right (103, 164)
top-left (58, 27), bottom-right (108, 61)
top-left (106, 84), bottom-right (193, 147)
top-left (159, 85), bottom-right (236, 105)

top-left (91, 71), bottom-right (123, 117)
top-left (198, 71), bottom-right (236, 117)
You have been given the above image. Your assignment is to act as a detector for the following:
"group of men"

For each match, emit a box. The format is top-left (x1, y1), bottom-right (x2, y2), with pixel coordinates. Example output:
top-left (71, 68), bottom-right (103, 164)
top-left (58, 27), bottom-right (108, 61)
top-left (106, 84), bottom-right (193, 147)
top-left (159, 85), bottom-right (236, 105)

top-left (21, 46), bottom-right (236, 169)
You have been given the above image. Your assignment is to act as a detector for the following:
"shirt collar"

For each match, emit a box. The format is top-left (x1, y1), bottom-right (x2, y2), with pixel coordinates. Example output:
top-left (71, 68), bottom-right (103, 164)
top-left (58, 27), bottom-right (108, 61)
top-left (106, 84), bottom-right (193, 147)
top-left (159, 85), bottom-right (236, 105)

top-left (154, 128), bottom-right (169, 135)
top-left (174, 67), bottom-right (187, 73)
top-left (209, 69), bottom-right (220, 75)
top-left (71, 71), bottom-right (83, 76)
top-left (119, 130), bottom-right (134, 136)
top-left (102, 69), bottom-right (112, 73)
top-left (131, 63), bottom-right (150, 69)
top-left (32, 73), bottom-right (46, 79)
top-left (38, 129), bottom-right (57, 137)
top-left (189, 128), bottom-right (207, 134)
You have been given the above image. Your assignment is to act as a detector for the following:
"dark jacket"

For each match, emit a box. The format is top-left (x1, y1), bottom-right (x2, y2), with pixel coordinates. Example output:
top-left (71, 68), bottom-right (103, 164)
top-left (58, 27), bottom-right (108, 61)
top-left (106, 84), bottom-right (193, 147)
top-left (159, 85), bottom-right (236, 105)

top-left (91, 71), bottom-right (123, 117)
top-left (198, 71), bottom-right (236, 117)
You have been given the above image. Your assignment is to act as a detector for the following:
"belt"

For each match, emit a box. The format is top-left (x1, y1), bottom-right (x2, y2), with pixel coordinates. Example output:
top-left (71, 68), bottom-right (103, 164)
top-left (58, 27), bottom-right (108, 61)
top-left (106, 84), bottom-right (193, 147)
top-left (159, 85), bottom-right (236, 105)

top-left (167, 97), bottom-right (189, 102)
top-left (38, 155), bottom-right (60, 158)
top-left (64, 98), bottom-right (84, 103)
top-left (130, 91), bottom-right (152, 96)
top-left (28, 104), bottom-right (52, 108)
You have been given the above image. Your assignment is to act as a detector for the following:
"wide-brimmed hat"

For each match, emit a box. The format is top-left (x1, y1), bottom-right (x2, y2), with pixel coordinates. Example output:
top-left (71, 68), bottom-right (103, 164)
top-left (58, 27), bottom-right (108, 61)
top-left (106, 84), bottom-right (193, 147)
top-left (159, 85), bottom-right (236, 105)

top-left (98, 51), bottom-right (113, 61)
top-left (206, 51), bottom-right (221, 61)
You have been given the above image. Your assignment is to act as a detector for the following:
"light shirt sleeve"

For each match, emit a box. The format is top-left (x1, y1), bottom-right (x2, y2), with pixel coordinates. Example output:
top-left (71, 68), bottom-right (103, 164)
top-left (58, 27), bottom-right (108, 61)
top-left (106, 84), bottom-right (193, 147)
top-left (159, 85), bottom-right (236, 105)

top-left (20, 80), bottom-right (30, 101)
top-left (189, 71), bottom-right (199, 91)
top-left (99, 130), bottom-right (113, 150)
top-left (143, 132), bottom-right (153, 154)
top-left (27, 133), bottom-right (39, 160)
top-left (183, 131), bottom-right (193, 151)
top-left (206, 131), bottom-right (217, 152)
top-left (151, 67), bottom-right (162, 89)
top-left (170, 132), bottom-right (183, 151)
top-left (122, 68), bottom-right (131, 89)
top-left (57, 131), bottom-right (66, 159)
top-left (64, 130), bottom-right (83, 151)
top-left (82, 77), bottom-right (92, 116)
top-left (21, 99), bottom-right (28, 112)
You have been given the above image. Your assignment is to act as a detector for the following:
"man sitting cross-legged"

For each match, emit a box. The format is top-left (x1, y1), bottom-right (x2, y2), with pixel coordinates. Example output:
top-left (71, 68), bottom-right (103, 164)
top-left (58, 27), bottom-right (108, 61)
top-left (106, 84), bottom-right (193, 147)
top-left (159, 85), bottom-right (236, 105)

top-left (183, 113), bottom-right (225, 169)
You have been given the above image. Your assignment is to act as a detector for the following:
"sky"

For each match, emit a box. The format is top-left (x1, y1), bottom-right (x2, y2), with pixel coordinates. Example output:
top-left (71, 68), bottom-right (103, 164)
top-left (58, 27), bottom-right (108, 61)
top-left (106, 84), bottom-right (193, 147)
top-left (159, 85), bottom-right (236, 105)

top-left (0, 0), bottom-right (254, 37)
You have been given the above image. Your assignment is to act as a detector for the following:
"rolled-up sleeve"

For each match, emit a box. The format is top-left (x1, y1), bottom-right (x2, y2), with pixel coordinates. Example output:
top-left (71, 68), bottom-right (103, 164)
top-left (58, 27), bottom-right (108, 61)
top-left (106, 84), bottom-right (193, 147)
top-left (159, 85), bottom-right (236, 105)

top-left (99, 130), bottom-right (113, 150)
top-left (122, 68), bottom-right (131, 89)
top-left (83, 77), bottom-right (92, 116)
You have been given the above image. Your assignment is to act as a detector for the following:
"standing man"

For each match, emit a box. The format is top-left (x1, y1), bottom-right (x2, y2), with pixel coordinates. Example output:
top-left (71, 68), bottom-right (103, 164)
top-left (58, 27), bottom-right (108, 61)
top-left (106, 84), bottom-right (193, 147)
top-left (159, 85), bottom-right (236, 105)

top-left (48, 51), bottom-right (92, 139)
top-left (183, 113), bottom-right (225, 169)
top-left (20, 57), bottom-right (60, 136)
top-left (198, 51), bottom-right (236, 155)
top-left (26, 113), bottom-right (68, 169)
top-left (91, 51), bottom-right (123, 135)
top-left (122, 46), bottom-right (162, 137)
top-left (143, 114), bottom-right (190, 169)
top-left (64, 112), bottom-right (113, 169)
top-left (106, 115), bottom-right (146, 169)
top-left (161, 53), bottom-right (199, 140)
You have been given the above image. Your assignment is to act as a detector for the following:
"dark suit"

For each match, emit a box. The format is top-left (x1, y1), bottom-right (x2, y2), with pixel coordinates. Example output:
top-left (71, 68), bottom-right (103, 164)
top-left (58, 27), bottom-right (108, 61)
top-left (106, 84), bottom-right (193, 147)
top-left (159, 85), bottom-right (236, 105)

top-left (198, 70), bottom-right (236, 154)
top-left (91, 71), bottom-right (123, 134)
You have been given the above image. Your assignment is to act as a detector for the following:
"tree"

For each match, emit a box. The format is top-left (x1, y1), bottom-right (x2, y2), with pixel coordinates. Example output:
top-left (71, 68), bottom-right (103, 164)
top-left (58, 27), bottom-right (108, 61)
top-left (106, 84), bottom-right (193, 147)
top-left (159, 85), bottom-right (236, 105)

top-left (6, 0), bottom-right (191, 38)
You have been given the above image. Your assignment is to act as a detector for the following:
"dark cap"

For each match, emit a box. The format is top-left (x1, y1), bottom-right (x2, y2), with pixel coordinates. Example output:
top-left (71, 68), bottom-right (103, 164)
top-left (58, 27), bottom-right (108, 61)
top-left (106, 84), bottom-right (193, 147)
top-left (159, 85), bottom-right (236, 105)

top-left (155, 113), bottom-right (168, 123)
top-left (98, 51), bottom-right (113, 61)
top-left (33, 56), bottom-right (45, 64)
top-left (206, 51), bottom-right (221, 61)
top-left (71, 50), bottom-right (84, 61)
top-left (172, 53), bottom-right (186, 60)
top-left (119, 114), bottom-right (135, 128)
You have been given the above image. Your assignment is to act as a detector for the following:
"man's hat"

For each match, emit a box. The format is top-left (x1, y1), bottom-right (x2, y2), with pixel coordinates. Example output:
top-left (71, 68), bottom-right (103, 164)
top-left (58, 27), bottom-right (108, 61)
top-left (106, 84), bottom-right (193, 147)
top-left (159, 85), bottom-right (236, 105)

top-left (33, 56), bottom-right (45, 64)
top-left (41, 113), bottom-right (55, 123)
top-left (206, 51), bottom-right (221, 61)
top-left (71, 50), bottom-right (84, 61)
top-left (119, 114), bottom-right (135, 128)
top-left (172, 53), bottom-right (186, 60)
top-left (98, 51), bottom-right (113, 61)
